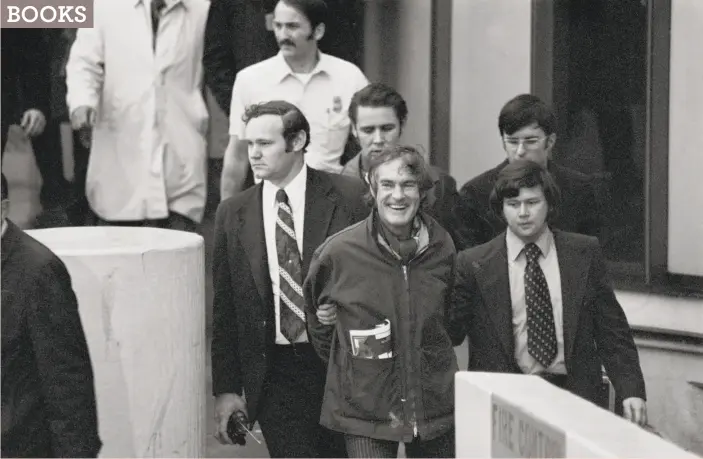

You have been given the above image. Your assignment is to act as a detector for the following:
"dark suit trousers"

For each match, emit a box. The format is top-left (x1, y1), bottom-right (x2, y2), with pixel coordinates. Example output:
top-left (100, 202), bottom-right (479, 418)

top-left (257, 343), bottom-right (347, 458)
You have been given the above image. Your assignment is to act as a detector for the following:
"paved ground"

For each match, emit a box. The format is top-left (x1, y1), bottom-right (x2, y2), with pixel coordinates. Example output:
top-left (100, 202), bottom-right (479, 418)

top-left (2, 127), bottom-right (469, 458)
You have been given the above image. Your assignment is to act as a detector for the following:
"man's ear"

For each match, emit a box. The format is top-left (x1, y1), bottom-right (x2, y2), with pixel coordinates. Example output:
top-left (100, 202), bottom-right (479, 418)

top-left (291, 130), bottom-right (307, 152)
top-left (365, 172), bottom-right (375, 197)
top-left (351, 124), bottom-right (359, 141)
top-left (545, 133), bottom-right (557, 155)
top-left (313, 23), bottom-right (325, 41)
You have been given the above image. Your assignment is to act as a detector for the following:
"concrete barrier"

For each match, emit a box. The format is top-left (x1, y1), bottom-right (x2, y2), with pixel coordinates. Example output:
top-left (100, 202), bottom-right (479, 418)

top-left (27, 227), bottom-right (206, 458)
top-left (456, 371), bottom-right (700, 458)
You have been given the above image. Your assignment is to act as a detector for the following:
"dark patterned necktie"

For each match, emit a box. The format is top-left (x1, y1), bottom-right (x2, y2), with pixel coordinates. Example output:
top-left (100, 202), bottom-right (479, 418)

top-left (151, 0), bottom-right (166, 48)
top-left (275, 189), bottom-right (306, 342)
top-left (524, 242), bottom-right (557, 368)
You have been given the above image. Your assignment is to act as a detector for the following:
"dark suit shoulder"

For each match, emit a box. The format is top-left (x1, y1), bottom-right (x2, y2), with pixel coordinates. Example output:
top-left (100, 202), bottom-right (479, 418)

top-left (318, 169), bottom-right (366, 198)
top-left (457, 232), bottom-right (503, 264)
top-left (216, 185), bottom-right (260, 216)
top-left (552, 162), bottom-right (593, 181)
top-left (432, 167), bottom-right (457, 190)
top-left (8, 225), bottom-right (67, 275)
top-left (459, 162), bottom-right (503, 197)
top-left (554, 229), bottom-right (600, 250)
top-left (310, 169), bottom-right (368, 220)
top-left (551, 163), bottom-right (596, 194)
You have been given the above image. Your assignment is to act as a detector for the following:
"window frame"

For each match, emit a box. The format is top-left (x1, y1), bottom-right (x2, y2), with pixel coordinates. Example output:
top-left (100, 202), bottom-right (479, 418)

top-left (530, 0), bottom-right (702, 296)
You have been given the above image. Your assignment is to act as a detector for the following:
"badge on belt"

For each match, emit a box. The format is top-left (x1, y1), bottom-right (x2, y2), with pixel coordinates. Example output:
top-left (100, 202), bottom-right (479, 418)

top-left (332, 96), bottom-right (342, 113)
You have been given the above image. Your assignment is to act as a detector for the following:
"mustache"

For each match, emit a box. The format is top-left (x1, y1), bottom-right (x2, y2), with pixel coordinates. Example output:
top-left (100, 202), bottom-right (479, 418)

top-left (278, 39), bottom-right (296, 48)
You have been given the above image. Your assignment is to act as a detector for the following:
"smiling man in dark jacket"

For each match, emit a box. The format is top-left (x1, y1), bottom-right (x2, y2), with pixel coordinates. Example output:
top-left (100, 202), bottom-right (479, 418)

top-left (304, 145), bottom-right (457, 458)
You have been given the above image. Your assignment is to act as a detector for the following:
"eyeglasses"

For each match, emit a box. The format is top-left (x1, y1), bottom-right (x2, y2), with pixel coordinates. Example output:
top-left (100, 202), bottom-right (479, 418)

top-left (503, 136), bottom-right (547, 150)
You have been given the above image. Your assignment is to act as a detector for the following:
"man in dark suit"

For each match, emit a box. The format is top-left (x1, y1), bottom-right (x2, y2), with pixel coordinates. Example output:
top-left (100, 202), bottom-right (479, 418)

top-left (1, 173), bottom-right (102, 458)
top-left (459, 94), bottom-right (601, 245)
top-left (211, 100), bottom-right (367, 457)
top-left (449, 160), bottom-right (647, 425)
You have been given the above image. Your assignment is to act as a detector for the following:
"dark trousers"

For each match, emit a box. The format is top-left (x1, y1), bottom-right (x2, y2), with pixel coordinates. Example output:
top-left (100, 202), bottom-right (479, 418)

top-left (344, 429), bottom-right (455, 458)
top-left (257, 344), bottom-right (347, 458)
top-left (96, 212), bottom-right (198, 233)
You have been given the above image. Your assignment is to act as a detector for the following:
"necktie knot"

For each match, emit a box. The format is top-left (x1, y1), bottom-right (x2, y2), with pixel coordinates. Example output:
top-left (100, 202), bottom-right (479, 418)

top-left (150, 0), bottom-right (166, 44)
top-left (275, 189), bottom-right (289, 206)
top-left (524, 242), bottom-right (542, 264)
top-left (152, 0), bottom-right (166, 15)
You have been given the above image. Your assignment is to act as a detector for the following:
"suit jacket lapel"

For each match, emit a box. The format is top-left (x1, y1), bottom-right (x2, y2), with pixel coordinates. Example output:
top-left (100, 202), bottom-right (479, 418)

top-left (474, 235), bottom-right (515, 362)
top-left (1, 221), bottom-right (21, 269)
top-left (238, 185), bottom-right (274, 311)
top-left (302, 168), bottom-right (335, 275)
top-left (554, 230), bottom-right (589, 361)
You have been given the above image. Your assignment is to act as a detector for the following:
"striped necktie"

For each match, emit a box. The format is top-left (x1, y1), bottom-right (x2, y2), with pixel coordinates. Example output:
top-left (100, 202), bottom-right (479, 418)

top-left (275, 189), bottom-right (306, 342)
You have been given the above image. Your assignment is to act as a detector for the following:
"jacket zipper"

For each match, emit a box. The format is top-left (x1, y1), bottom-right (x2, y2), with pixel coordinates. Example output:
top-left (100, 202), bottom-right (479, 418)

top-left (402, 264), bottom-right (419, 438)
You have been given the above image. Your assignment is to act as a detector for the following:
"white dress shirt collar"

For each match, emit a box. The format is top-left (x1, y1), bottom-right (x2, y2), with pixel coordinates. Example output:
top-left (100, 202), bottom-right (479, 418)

top-left (506, 226), bottom-right (554, 262)
top-left (270, 51), bottom-right (333, 83)
top-left (262, 164), bottom-right (308, 211)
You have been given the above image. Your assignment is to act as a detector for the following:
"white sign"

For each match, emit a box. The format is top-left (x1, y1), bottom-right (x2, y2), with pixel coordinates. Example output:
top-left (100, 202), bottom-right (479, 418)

top-left (491, 393), bottom-right (566, 458)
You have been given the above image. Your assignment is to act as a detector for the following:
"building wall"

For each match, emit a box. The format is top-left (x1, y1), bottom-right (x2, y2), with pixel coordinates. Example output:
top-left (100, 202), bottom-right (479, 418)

top-left (636, 334), bottom-right (703, 454)
top-left (448, 0), bottom-right (532, 186)
top-left (668, 0), bottom-right (703, 277)
top-left (363, 0), bottom-right (431, 157)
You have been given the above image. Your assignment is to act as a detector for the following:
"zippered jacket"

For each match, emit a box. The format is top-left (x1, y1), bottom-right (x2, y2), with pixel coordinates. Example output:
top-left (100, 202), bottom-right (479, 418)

top-left (304, 212), bottom-right (458, 442)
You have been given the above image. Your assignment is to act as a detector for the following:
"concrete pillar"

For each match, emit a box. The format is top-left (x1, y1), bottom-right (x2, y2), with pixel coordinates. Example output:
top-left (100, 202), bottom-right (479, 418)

top-left (26, 227), bottom-right (206, 458)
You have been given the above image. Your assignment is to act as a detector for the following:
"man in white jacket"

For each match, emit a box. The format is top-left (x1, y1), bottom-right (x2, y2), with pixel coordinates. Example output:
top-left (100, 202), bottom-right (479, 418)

top-left (66, 0), bottom-right (210, 231)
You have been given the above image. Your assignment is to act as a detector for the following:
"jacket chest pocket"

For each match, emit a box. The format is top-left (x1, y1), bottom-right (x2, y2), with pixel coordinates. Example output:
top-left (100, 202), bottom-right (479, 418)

top-left (341, 353), bottom-right (401, 423)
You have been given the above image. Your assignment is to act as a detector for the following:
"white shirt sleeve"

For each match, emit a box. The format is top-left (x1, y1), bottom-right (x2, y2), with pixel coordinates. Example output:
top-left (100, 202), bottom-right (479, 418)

top-left (228, 72), bottom-right (247, 137)
top-left (65, 16), bottom-right (105, 114)
top-left (354, 65), bottom-right (370, 92)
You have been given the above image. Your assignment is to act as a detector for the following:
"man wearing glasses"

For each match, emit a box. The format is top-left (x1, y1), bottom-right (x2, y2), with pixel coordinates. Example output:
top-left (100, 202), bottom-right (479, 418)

top-left (459, 94), bottom-right (601, 245)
